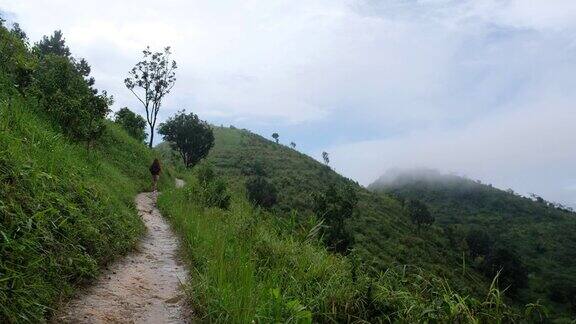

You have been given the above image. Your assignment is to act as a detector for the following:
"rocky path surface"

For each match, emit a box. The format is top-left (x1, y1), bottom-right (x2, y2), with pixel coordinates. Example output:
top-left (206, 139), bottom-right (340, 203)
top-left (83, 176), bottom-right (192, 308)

top-left (54, 182), bottom-right (189, 323)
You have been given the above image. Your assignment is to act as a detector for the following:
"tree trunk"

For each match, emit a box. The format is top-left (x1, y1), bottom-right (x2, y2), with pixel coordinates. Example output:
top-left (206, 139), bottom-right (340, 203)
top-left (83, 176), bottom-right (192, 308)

top-left (148, 127), bottom-right (154, 148)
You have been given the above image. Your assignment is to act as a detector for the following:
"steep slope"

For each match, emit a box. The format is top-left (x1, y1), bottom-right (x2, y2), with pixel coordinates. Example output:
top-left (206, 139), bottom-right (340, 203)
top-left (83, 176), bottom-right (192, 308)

top-left (0, 99), bottom-right (173, 322)
top-left (203, 127), bottom-right (490, 297)
top-left (369, 169), bottom-right (576, 319)
top-left (158, 141), bottom-right (524, 322)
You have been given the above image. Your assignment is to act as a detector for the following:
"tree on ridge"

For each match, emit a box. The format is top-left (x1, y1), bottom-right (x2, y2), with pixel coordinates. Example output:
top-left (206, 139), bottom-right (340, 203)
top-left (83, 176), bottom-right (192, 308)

top-left (125, 46), bottom-right (177, 147)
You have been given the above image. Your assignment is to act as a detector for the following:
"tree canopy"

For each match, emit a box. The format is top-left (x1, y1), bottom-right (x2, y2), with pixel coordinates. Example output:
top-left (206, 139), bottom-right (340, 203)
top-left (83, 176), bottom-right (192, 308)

top-left (114, 107), bottom-right (147, 142)
top-left (158, 110), bottom-right (214, 168)
top-left (405, 199), bottom-right (434, 228)
top-left (125, 46), bottom-right (177, 147)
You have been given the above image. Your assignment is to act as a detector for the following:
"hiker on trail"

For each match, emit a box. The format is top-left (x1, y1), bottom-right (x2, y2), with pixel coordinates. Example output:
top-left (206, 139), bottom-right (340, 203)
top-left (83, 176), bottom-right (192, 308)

top-left (150, 158), bottom-right (161, 193)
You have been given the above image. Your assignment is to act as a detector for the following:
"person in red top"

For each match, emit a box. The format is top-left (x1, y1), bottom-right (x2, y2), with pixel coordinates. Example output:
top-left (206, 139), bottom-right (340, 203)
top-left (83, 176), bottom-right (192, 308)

top-left (149, 158), bottom-right (161, 193)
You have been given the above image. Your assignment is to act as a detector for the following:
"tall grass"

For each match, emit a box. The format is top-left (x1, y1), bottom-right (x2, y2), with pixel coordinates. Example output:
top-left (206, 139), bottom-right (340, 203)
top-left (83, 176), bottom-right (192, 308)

top-left (0, 97), bottom-right (172, 322)
top-left (159, 169), bottom-right (527, 323)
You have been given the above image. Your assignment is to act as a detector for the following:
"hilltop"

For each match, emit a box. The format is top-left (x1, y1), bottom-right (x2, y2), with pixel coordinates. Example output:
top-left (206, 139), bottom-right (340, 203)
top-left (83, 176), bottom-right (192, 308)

top-left (157, 127), bottom-right (533, 322)
top-left (193, 127), bottom-right (492, 294)
top-left (369, 168), bottom-right (576, 319)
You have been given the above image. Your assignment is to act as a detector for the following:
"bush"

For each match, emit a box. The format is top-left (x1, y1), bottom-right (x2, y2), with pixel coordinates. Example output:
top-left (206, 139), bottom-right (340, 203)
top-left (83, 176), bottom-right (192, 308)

top-left (186, 164), bottom-right (230, 209)
top-left (245, 176), bottom-right (278, 208)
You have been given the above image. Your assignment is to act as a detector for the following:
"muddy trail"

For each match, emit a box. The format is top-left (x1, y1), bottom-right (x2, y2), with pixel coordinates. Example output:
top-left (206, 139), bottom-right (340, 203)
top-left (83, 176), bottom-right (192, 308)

top-left (54, 182), bottom-right (189, 323)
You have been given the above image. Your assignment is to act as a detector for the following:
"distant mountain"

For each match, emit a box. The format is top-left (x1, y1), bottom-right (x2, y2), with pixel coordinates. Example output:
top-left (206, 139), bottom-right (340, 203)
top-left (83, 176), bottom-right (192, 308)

top-left (369, 169), bottom-right (576, 319)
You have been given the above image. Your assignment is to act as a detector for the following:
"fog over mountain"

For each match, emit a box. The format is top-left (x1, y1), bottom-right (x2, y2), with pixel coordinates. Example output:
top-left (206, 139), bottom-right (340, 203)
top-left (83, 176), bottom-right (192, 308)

top-left (4, 0), bottom-right (576, 206)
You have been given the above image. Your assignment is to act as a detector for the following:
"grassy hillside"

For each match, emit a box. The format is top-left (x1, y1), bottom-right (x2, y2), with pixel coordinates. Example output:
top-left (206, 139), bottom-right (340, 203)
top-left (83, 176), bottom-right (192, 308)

top-left (369, 169), bottom-right (576, 320)
top-left (0, 98), bottom-right (173, 322)
top-left (158, 164), bottom-right (525, 322)
top-left (204, 127), bottom-right (487, 291)
top-left (155, 126), bottom-right (546, 321)
top-left (0, 22), bottom-right (174, 321)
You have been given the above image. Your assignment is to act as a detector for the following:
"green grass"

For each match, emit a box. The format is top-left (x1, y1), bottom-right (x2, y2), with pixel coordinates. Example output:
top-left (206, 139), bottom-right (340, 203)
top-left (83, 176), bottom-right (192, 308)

top-left (203, 127), bottom-right (490, 298)
top-left (0, 97), bottom-right (172, 322)
top-left (158, 166), bottom-right (529, 322)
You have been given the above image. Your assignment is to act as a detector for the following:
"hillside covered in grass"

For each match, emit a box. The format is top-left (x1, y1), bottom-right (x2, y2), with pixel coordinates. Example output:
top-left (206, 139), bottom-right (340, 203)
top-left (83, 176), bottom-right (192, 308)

top-left (156, 125), bottom-right (548, 321)
top-left (369, 169), bottom-right (576, 320)
top-left (205, 127), bottom-right (484, 286)
top-left (158, 164), bottom-right (527, 322)
top-left (0, 22), bottom-right (172, 322)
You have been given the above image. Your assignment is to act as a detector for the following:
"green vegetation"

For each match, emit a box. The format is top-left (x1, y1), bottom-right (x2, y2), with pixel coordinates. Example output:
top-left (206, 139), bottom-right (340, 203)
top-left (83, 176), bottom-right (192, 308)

top-left (157, 127), bottom-right (538, 322)
top-left (159, 164), bottom-right (525, 322)
top-left (158, 110), bottom-right (214, 168)
top-left (114, 107), bottom-right (147, 142)
top-left (370, 169), bottom-right (576, 320)
top-left (124, 46), bottom-right (177, 148)
top-left (205, 127), bottom-right (487, 293)
top-left (0, 21), bottom-right (172, 322)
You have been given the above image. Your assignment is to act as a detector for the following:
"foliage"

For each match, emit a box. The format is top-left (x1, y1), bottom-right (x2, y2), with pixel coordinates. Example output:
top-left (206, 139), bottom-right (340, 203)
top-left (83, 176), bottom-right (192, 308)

top-left (322, 151), bottom-right (329, 165)
top-left (185, 163), bottom-right (231, 209)
top-left (245, 176), bottom-right (278, 209)
top-left (482, 248), bottom-right (528, 295)
top-left (114, 107), bottom-right (147, 142)
top-left (466, 228), bottom-right (491, 258)
top-left (158, 110), bottom-right (214, 168)
top-left (271, 132), bottom-right (279, 143)
top-left (0, 98), bottom-right (172, 322)
top-left (312, 184), bottom-right (357, 253)
top-left (33, 54), bottom-right (112, 146)
top-left (405, 199), bottom-right (434, 229)
top-left (370, 169), bottom-right (576, 318)
top-left (124, 46), bottom-right (177, 147)
top-left (290, 141), bottom-right (296, 149)
top-left (0, 21), bottom-right (173, 322)
top-left (34, 30), bottom-right (70, 57)
top-left (158, 167), bottom-right (527, 323)
top-left (203, 126), bottom-right (493, 302)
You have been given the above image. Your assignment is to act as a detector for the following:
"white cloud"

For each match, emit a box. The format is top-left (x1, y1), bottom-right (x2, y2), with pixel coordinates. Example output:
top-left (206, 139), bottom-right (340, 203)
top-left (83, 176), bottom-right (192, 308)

top-left (3, 0), bottom-right (576, 204)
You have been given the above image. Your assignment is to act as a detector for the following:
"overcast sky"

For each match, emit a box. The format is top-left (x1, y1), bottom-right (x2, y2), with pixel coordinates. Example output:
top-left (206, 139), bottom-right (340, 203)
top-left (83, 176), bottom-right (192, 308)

top-left (2, 0), bottom-right (576, 205)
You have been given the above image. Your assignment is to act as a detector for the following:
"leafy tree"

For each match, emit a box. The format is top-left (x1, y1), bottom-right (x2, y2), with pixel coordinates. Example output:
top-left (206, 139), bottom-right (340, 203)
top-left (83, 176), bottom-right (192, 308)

top-left (272, 132), bottom-right (279, 144)
top-left (0, 22), bottom-right (35, 94)
top-left (312, 184), bottom-right (358, 253)
top-left (405, 199), bottom-right (434, 229)
top-left (290, 142), bottom-right (296, 149)
top-left (482, 248), bottom-right (528, 295)
top-left (158, 110), bottom-right (214, 168)
top-left (125, 46), bottom-right (177, 147)
top-left (466, 228), bottom-right (491, 258)
top-left (114, 107), bottom-right (147, 142)
top-left (245, 176), bottom-right (277, 208)
top-left (10, 23), bottom-right (27, 43)
top-left (33, 54), bottom-right (111, 146)
top-left (73, 58), bottom-right (95, 88)
top-left (322, 151), bottom-right (329, 165)
top-left (34, 30), bottom-right (70, 57)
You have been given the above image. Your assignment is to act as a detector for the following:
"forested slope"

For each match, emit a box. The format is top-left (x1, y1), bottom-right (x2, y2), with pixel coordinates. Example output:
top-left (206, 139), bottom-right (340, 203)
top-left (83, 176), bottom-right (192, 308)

top-left (369, 169), bottom-right (576, 320)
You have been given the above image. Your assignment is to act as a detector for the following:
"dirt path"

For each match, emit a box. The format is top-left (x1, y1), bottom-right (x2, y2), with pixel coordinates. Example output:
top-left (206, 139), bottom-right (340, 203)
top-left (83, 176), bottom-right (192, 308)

top-left (54, 183), bottom-right (189, 323)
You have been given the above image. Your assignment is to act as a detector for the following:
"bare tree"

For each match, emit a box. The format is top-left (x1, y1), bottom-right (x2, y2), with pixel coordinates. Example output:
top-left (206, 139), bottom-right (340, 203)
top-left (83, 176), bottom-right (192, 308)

top-left (125, 46), bottom-right (177, 147)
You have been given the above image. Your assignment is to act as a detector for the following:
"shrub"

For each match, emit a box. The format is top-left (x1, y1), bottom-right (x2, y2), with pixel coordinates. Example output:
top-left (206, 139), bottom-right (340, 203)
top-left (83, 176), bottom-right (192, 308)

top-left (245, 176), bottom-right (278, 208)
top-left (186, 164), bottom-right (230, 209)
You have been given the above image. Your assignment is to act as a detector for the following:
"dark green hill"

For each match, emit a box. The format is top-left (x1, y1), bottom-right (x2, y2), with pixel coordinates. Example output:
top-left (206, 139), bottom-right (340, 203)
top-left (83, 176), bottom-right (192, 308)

top-left (198, 127), bottom-right (491, 296)
top-left (369, 169), bottom-right (576, 319)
